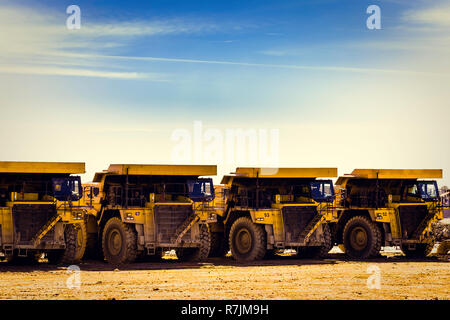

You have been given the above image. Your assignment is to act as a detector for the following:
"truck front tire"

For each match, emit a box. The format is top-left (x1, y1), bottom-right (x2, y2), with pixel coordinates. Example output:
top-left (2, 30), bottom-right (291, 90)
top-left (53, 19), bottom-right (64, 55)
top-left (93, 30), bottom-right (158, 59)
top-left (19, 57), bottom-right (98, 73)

top-left (102, 217), bottom-right (137, 265)
top-left (343, 216), bottom-right (381, 259)
top-left (74, 222), bottom-right (87, 261)
top-left (229, 217), bottom-right (266, 262)
top-left (176, 224), bottom-right (211, 262)
top-left (297, 223), bottom-right (333, 258)
top-left (209, 231), bottom-right (229, 257)
top-left (47, 224), bottom-right (78, 265)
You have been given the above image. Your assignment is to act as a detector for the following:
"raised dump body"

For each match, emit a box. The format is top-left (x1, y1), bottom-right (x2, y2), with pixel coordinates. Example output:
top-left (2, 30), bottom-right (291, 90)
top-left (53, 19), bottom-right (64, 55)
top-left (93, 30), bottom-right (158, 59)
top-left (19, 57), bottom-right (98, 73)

top-left (209, 167), bottom-right (338, 261)
top-left (329, 169), bottom-right (444, 258)
top-left (0, 161), bottom-right (86, 264)
top-left (82, 164), bottom-right (218, 264)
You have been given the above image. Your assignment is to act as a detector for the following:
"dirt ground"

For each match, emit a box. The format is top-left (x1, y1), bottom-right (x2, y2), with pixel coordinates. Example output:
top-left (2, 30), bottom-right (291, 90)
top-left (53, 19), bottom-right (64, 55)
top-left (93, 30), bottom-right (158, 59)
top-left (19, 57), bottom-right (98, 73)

top-left (0, 248), bottom-right (448, 300)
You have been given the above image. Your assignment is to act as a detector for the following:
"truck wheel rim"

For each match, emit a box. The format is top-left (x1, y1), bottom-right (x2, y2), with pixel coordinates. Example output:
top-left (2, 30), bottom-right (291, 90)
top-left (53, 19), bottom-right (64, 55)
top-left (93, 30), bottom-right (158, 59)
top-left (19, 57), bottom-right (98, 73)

top-left (236, 229), bottom-right (252, 253)
top-left (108, 230), bottom-right (122, 256)
top-left (350, 226), bottom-right (367, 251)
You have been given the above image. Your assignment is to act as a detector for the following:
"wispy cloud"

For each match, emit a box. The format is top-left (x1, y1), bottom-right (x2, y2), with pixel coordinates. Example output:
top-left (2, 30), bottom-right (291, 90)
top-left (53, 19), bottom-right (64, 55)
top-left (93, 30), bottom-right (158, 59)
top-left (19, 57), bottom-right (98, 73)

top-left (45, 52), bottom-right (446, 76)
top-left (259, 50), bottom-right (291, 57)
top-left (2, 1), bottom-right (449, 81)
top-left (0, 3), bottom-right (212, 80)
top-left (402, 2), bottom-right (450, 27)
top-left (0, 65), bottom-right (165, 80)
top-left (76, 20), bottom-right (218, 37)
top-left (29, 49), bottom-right (450, 77)
top-left (106, 54), bottom-right (446, 75)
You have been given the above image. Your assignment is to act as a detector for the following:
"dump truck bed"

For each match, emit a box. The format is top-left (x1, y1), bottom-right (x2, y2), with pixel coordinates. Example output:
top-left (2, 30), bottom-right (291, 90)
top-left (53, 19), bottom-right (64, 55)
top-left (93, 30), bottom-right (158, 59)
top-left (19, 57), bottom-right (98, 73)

top-left (0, 161), bottom-right (85, 174)
top-left (93, 164), bottom-right (217, 182)
top-left (336, 169), bottom-right (443, 185)
top-left (221, 167), bottom-right (337, 184)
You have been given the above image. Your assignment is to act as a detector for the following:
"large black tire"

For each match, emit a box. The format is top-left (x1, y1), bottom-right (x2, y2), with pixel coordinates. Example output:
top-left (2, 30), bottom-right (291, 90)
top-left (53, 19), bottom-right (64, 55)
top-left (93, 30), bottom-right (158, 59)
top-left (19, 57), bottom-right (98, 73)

top-left (229, 217), bottom-right (266, 262)
top-left (47, 224), bottom-right (78, 265)
top-left (319, 223), bottom-right (334, 256)
top-left (74, 222), bottom-right (87, 261)
top-left (343, 216), bottom-right (381, 259)
top-left (209, 231), bottom-right (229, 257)
top-left (401, 242), bottom-right (434, 258)
top-left (102, 217), bottom-right (137, 265)
top-left (84, 231), bottom-right (102, 260)
top-left (297, 223), bottom-right (333, 258)
top-left (176, 224), bottom-right (211, 262)
top-left (82, 215), bottom-right (102, 260)
top-left (328, 222), bottom-right (339, 246)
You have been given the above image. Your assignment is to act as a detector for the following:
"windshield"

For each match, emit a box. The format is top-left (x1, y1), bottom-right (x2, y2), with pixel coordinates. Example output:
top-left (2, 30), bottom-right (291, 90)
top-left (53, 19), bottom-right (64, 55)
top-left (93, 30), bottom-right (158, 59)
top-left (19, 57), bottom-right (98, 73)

top-left (418, 181), bottom-right (439, 201)
top-left (52, 177), bottom-right (83, 201)
top-left (310, 180), bottom-right (334, 202)
top-left (187, 178), bottom-right (215, 202)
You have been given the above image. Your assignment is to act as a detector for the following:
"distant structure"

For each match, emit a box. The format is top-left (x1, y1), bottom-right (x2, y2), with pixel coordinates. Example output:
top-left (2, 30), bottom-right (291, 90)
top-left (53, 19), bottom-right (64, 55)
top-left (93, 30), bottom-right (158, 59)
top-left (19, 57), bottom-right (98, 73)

top-left (440, 187), bottom-right (450, 219)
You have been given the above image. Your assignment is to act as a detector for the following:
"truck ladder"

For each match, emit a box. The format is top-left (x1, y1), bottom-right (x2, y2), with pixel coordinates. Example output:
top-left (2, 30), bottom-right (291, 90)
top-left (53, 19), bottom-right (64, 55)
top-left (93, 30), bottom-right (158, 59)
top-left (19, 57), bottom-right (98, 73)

top-left (297, 213), bottom-right (325, 244)
top-left (32, 214), bottom-right (62, 246)
top-left (171, 214), bottom-right (200, 244)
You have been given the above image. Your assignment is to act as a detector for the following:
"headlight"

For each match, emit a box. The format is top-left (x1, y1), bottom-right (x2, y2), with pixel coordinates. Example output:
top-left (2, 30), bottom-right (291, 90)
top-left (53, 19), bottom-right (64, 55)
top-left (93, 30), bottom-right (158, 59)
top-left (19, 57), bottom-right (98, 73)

top-left (71, 211), bottom-right (83, 220)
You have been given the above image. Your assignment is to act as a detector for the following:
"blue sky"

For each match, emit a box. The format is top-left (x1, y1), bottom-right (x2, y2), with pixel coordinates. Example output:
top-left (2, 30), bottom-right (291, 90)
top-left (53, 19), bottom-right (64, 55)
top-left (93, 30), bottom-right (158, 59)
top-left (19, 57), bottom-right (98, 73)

top-left (0, 0), bottom-right (449, 185)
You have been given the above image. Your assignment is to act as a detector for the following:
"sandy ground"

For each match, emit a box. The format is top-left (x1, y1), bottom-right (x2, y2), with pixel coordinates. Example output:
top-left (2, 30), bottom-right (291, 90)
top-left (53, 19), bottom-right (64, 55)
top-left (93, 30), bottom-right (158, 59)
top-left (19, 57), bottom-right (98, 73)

top-left (0, 247), bottom-right (448, 300)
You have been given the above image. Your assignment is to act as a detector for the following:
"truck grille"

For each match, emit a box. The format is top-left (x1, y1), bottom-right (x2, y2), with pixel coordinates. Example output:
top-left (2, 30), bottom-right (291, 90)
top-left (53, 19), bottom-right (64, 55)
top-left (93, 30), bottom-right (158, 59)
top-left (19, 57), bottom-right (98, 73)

top-left (282, 206), bottom-right (317, 242)
top-left (154, 205), bottom-right (193, 243)
top-left (13, 204), bottom-right (56, 243)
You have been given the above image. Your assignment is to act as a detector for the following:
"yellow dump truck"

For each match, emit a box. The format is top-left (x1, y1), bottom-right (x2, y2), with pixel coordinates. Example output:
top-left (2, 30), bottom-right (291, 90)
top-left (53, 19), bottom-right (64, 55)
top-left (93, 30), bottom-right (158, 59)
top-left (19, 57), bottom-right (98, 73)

top-left (328, 169), bottom-right (444, 258)
top-left (0, 161), bottom-right (86, 264)
top-left (80, 164), bottom-right (218, 264)
top-left (209, 167), bottom-right (338, 261)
